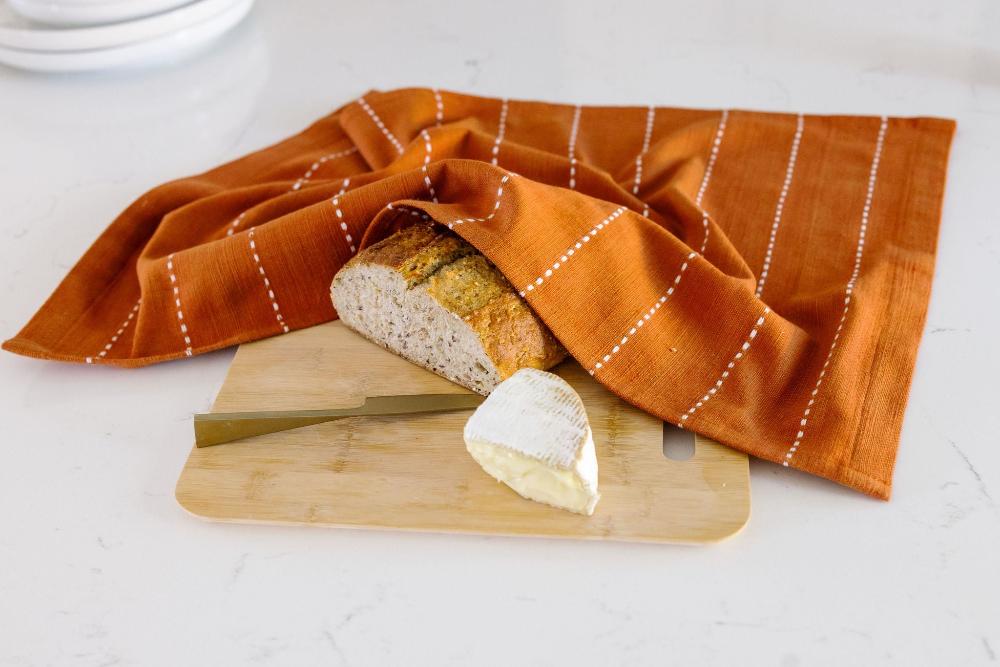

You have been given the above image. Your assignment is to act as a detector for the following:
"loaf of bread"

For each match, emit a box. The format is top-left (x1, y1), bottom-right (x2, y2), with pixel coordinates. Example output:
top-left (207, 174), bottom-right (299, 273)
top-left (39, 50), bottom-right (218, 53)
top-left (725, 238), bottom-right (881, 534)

top-left (330, 222), bottom-right (566, 394)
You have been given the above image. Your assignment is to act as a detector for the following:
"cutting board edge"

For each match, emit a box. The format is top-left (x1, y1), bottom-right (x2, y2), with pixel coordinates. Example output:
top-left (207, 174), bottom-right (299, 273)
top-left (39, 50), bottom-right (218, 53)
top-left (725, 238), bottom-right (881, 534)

top-left (173, 449), bottom-right (752, 546)
top-left (174, 492), bottom-right (751, 546)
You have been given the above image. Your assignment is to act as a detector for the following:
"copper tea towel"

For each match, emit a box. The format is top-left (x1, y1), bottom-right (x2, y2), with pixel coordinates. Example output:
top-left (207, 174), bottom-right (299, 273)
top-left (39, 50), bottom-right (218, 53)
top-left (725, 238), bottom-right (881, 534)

top-left (4, 88), bottom-right (955, 498)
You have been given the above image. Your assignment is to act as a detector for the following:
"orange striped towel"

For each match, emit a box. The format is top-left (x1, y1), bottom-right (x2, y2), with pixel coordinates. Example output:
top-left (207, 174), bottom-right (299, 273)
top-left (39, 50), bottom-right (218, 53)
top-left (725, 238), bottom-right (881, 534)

top-left (3, 88), bottom-right (955, 499)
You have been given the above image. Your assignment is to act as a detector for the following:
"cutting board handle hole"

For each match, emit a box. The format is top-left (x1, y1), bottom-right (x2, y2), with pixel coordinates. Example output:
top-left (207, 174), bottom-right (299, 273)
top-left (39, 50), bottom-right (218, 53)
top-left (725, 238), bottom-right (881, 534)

top-left (662, 423), bottom-right (695, 461)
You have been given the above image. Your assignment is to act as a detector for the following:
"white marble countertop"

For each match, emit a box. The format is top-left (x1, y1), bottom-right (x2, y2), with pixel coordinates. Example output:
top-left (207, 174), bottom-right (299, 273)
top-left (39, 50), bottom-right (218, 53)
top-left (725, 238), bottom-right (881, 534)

top-left (1, 1), bottom-right (998, 664)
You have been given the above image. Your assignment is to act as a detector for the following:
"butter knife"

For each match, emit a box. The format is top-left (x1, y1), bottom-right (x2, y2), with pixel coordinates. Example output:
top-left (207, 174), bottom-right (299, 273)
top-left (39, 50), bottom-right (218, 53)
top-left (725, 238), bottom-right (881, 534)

top-left (194, 393), bottom-right (484, 448)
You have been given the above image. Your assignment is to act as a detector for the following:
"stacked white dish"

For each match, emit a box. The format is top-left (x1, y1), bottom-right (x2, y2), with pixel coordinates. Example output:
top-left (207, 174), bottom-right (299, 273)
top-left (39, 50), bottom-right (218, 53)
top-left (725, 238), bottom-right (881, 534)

top-left (0, 0), bottom-right (253, 72)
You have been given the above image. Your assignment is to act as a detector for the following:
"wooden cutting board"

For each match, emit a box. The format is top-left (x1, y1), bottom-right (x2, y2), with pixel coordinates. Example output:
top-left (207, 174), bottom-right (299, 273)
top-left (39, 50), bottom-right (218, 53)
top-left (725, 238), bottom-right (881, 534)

top-left (175, 322), bottom-right (750, 544)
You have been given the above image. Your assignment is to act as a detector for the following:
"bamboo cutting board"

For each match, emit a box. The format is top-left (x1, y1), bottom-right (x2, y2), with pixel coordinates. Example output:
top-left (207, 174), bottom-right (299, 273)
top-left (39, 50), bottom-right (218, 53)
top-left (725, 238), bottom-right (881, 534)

top-left (175, 322), bottom-right (750, 544)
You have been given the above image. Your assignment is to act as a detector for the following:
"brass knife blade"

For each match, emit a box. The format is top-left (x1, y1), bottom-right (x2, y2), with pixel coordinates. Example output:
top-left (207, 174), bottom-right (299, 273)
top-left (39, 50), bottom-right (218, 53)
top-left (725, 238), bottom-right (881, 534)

top-left (194, 393), bottom-right (485, 448)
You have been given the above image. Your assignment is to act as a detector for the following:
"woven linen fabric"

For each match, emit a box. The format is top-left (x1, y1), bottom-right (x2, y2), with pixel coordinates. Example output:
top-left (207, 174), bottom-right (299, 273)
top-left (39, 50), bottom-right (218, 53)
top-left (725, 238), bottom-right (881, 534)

top-left (4, 88), bottom-right (955, 499)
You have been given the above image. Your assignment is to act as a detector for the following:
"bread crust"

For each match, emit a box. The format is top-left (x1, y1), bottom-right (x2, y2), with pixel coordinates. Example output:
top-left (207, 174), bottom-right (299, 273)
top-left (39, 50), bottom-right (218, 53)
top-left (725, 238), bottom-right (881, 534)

top-left (336, 222), bottom-right (565, 381)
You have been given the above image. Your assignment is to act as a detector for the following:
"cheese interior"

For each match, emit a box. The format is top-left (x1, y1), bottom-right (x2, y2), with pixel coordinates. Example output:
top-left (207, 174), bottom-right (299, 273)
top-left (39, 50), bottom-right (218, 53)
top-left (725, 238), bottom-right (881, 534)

top-left (462, 368), bottom-right (600, 516)
top-left (466, 429), bottom-right (599, 515)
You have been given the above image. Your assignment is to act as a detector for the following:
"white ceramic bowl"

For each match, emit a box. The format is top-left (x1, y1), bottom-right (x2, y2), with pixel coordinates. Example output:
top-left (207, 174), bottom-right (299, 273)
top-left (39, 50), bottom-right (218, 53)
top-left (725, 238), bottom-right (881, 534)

top-left (0, 0), bottom-right (253, 72)
top-left (0, 0), bottom-right (242, 52)
top-left (7, 0), bottom-right (195, 27)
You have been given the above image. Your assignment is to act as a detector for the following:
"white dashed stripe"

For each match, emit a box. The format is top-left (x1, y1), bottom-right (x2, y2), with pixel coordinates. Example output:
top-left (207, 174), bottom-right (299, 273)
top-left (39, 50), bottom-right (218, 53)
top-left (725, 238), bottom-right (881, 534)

top-left (85, 298), bottom-right (142, 364)
top-left (227, 145), bottom-right (357, 236)
top-left (385, 174), bottom-right (513, 228)
top-left (568, 105), bottom-right (582, 189)
top-left (632, 106), bottom-right (656, 213)
top-left (445, 173), bottom-right (512, 229)
top-left (590, 252), bottom-right (698, 375)
top-left (783, 116), bottom-right (888, 467)
top-left (247, 229), bottom-right (290, 334)
top-left (695, 110), bottom-right (729, 254)
top-left (331, 177), bottom-right (355, 253)
top-left (291, 147), bottom-right (358, 191)
top-left (678, 307), bottom-right (770, 427)
top-left (491, 98), bottom-right (509, 166)
top-left (756, 114), bottom-right (804, 298)
top-left (519, 206), bottom-right (627, 297)
top-left (420, 129), bottom-right (439, 203)
top-left (226, 212), bottom-right (248, 237)
top-left (166, 254), bottom-right (193, 357)
top-left (389, 204), bottom-right (431, 222)
top-left (357, 96), bottom-right (404, 155)
top-left (432, 88), bottom-right (444, 127)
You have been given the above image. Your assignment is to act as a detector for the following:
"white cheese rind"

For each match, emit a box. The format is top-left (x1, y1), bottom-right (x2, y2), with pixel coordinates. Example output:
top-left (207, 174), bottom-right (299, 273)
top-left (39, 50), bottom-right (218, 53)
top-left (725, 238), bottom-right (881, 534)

top-left (462, 368), bottom-right (590, 468)
top-left (463, 368), bottom-right (600, 515)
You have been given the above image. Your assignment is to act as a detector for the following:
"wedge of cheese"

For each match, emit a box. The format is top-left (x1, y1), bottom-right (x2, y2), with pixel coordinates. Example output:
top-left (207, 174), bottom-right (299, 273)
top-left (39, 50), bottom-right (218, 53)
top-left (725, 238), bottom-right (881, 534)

top-left (463, 368), bottom-right (600, 515)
